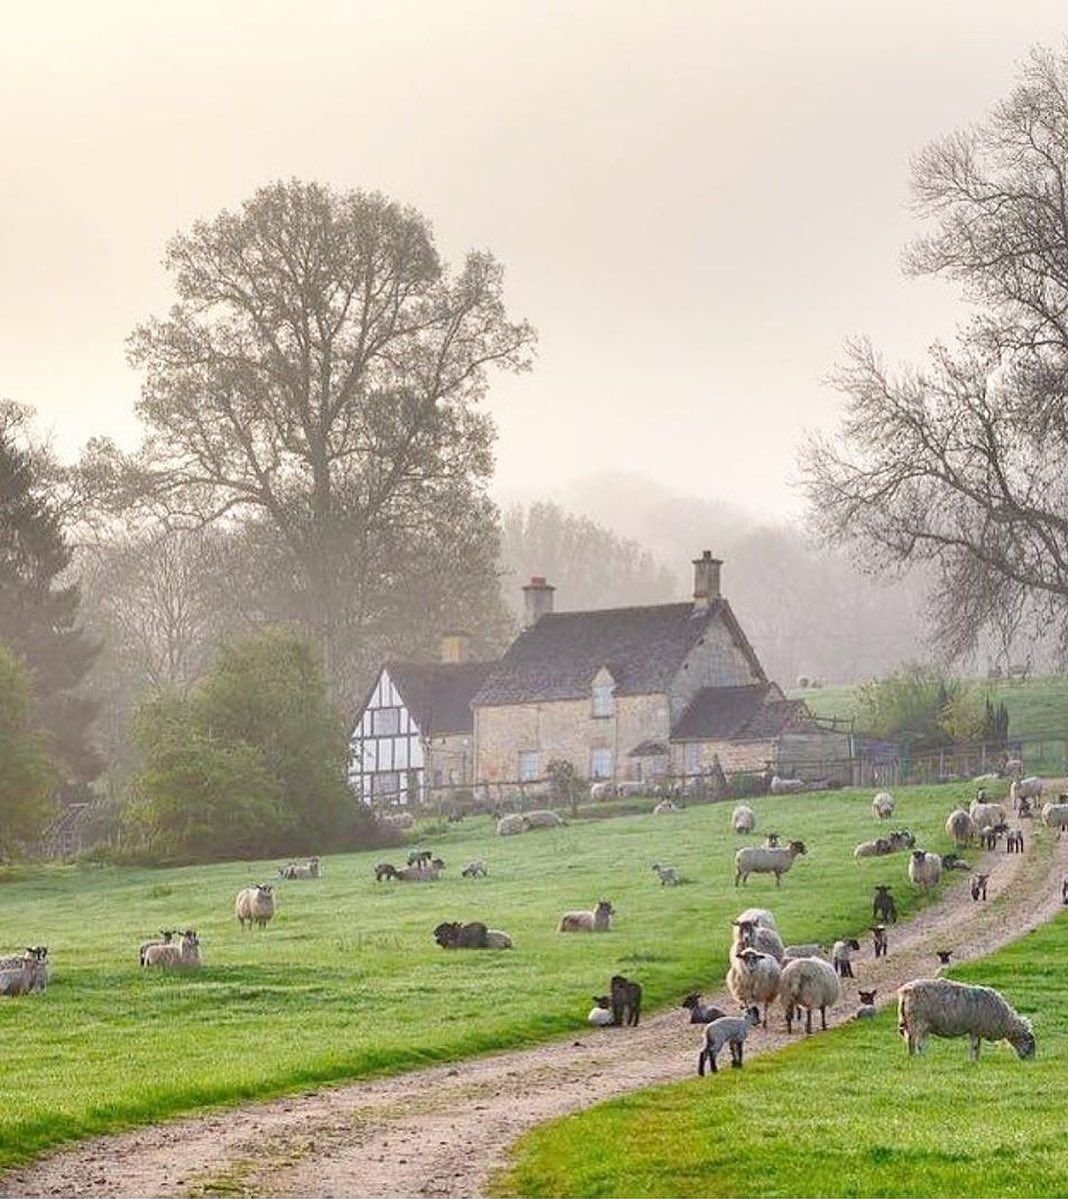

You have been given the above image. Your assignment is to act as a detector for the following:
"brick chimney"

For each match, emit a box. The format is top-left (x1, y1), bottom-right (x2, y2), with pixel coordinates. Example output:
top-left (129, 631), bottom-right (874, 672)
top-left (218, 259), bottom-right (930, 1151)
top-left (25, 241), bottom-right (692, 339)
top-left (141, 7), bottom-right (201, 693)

top-left (692, 551), bottom-right (722, 612)
top-left (522, 576), bottom-right (555, 629)
top-left (440, 630), bottom-right (471, 664)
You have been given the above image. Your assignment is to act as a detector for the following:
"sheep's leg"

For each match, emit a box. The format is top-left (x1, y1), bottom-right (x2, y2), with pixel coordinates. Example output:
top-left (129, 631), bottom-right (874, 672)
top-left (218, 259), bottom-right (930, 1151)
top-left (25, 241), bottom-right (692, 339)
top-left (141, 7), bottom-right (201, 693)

top-left (785, 1006), bottom-right (794, 1034)
top-left (969, 1035), bottom-right (981, 1061)
top-left (735, 869), bottom-right (743, 886)
top-left (820, 1005), bottom-right (828, 1030)
top-left (805, 1007), bottom-right (813, 1034)
top-left (774, 871), bottom-right (782, 888)
top-left (731, 1042), bottom-right (743, 1068)
top-left (697, 1049), bottom-right (707, 1076)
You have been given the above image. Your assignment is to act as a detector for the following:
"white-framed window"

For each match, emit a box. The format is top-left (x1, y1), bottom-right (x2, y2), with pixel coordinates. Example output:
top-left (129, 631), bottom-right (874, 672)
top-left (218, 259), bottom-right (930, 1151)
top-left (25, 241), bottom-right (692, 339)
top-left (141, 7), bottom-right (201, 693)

top-left (592, 683), bottom-right (615, 718)
top-left (590, 747), bottom-right (613, 779)
top-left (371, 771), bottom-right (401, 800)
top-left (518, 750), bottom-right (539, 782)
top-left (372, 707), bottom-right (401, 736)
top-left (684, 743), bottom-right (701, 775)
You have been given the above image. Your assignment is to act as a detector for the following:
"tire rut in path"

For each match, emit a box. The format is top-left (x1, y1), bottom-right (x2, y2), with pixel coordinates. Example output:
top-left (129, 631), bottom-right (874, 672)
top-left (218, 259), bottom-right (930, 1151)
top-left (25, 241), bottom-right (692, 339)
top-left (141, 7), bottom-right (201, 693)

top-left (4, 828), bottom-right (1066, 1199)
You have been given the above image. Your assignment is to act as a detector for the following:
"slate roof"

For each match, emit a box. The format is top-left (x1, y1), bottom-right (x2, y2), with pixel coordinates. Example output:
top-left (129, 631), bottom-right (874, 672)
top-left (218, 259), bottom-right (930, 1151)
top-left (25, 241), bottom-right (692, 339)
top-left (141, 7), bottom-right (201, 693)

top-left (670, 683), bottom-right (811, 742)
top-left (471, 598), bottom-right (765, 707)
top-left (385, 660), bottom-right (496, 737)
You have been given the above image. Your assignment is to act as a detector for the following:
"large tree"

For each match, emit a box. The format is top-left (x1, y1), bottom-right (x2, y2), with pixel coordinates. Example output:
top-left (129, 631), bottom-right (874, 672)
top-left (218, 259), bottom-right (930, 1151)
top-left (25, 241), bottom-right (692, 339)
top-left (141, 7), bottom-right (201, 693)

top-left (802, 47), bottom-right (1068, 662)
top-left (0, 643), bottom-right (58, 854)
top-left (115, 180), bottom-right (533, 696)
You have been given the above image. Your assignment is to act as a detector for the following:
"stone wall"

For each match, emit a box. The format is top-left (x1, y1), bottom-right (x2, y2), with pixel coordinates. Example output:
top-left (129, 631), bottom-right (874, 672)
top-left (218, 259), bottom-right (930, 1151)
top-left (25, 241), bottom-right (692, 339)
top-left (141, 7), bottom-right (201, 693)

top-left (668, 617), bottom-right (764, 723)
top-left (673, 738), bottom-right (776, 776)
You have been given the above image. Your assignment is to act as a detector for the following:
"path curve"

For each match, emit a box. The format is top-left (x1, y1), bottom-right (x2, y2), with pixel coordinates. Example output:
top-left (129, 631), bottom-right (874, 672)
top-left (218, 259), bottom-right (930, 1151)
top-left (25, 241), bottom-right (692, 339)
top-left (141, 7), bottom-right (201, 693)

top-left (5, 828), bottom-right (1067, 1199)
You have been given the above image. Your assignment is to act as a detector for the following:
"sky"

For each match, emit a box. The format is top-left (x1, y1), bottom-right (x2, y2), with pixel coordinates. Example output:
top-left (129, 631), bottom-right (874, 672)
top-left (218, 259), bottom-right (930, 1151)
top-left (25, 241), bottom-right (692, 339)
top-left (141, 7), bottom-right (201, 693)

top-left (3, 1), bottom-right (1068, 521)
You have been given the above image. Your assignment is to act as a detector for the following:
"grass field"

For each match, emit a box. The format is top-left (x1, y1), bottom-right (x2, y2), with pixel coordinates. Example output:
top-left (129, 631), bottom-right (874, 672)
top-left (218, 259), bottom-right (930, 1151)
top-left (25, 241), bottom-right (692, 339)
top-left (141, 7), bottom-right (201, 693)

top-left (493, 913), bottom-right (1068, 1198)
top-left (0, 783), bottom-right (993, 1170)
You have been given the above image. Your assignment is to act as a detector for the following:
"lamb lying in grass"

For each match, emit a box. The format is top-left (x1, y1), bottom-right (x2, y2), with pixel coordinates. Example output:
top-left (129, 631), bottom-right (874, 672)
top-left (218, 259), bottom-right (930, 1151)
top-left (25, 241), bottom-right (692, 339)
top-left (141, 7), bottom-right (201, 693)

top-left (897, 978), bottom-right (1035, 1060)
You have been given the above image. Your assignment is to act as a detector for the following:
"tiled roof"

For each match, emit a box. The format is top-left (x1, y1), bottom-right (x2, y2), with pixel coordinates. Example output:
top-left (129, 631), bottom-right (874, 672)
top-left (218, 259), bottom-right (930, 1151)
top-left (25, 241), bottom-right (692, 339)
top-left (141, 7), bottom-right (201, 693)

top-left (472, 598), bottom-right (765, 707)
top-left (385, 660), bottom-right (496, 736)
top-left (670, 684), bottom-right (811, 741)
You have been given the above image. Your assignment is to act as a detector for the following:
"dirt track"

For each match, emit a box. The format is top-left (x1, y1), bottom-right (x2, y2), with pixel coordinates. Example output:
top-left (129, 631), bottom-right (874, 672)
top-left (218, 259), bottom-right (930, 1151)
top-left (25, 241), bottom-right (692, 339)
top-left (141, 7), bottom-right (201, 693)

top-left (4, 827), bottom-right (1066, 1199)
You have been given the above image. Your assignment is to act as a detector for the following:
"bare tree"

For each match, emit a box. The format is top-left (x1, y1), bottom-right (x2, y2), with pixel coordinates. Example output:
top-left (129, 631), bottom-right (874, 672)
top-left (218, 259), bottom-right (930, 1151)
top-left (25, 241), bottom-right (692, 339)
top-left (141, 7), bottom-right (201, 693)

top-left (802, 46), bottom-right (1068, 661)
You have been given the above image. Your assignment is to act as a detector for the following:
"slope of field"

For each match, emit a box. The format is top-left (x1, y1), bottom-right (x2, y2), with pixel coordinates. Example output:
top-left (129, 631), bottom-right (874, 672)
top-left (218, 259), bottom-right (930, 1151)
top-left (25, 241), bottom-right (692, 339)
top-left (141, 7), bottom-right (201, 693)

top-left (0, 785), bottom-right (982, 1169)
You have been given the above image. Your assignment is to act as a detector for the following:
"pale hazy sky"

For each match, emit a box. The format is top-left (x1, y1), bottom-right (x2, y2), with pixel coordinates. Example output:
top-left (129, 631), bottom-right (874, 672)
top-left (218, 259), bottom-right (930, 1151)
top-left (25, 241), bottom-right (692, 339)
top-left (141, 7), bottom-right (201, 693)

top-left (3, 1), bottom-right (1067, 519)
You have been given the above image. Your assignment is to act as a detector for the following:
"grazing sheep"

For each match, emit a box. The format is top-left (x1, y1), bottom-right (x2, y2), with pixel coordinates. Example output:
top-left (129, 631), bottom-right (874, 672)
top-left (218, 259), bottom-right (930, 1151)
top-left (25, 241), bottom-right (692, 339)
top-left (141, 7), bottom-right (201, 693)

top-left (873, 885), bottom-right (898, 923)
top-left (433, 921), bottom-right (513, 949)
top-left (698, 1006), bottom-right (761, 1074)
top-left (732, 804), bottom-right (756, 834)
top-left (588, 996), bottom-right (614, 1026)
top-left (769, 775), bottom-right (805, 795)
top-left (970, 800), bottom-right (1007, 832)
top-left (734, 841), bottom-right (807, 887)
top-left (945, 809), bottom-right (976, 848)
top-left (681, 993), bottom-right (728, 1024)
top-left (971, 873), bottom-right (989, 902)
top-left (235, 884), bottom-right (276, 929)
top-left (832, 938), bottom-right (861, 979)
top-left (651, 863), bottom-right (681, 886)
top-left (497, 813), bottom-right (526, 836)
top-left (1041, 801), bottom-right (1068, 838)
top-left (732, 918), bottom-right (785, 963)
top-left (871, 925), bottom-right (888, 958)
top-left (589, 781), bottom-right (615, 801)
top-left (652, 799), bottom-right (681, 815)
top-left (783, 942), bottom-right (827, 961)
top-left (726, 947), bottom-right (781, 1028)
top-left (139, 929), bottom-right (177, 966)
top-left (936, 950), bottom-right (953, 966)
top-left (857, 988), bottom-right (878, 1018)
top-left (897, 978), bottom-right (1035, 1060)
top-left (524, 809), bottom-right (565, 830)
top-left (779, 956), bottom-right (841, 1034)
top-left (735, 907), bottom-right (777, 931)
top-left (394, 864), bottom-right (442, 882)
top-left (559, 899), bottom-right (614, 933)
top-left (0, 949), bottom-right (49, 997)
top-left (872, 791), bottom-right (895, 820)
top-left (908, 850), bottom-right (942, 891)
top-left (143, 929), bottom-right (201, 969)
top-left (610, 974), bottom-right (642, 1026)
top-left (1006, 828), bottom-right (1025, 853)
top-left (374, 862), bottom-right (398, 882)
top-left (461, 859), bottom-right (489, 878)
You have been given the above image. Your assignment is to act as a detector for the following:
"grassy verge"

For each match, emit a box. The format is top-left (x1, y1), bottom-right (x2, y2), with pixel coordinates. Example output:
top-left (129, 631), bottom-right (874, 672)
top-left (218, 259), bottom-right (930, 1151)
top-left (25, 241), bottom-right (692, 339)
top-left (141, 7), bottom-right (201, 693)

top-left (0, 783), bottom-right (982, 1169)
top-left (492, 914), bottom-right (1067, 1199)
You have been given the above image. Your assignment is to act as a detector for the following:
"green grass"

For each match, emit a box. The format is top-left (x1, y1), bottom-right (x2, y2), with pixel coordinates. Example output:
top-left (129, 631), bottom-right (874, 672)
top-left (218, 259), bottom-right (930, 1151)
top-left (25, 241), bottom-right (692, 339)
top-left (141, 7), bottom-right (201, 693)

top-left (493, 914), bottom-right (1068, 1199)
top-left (0, 785), bottom-right (982, 1169)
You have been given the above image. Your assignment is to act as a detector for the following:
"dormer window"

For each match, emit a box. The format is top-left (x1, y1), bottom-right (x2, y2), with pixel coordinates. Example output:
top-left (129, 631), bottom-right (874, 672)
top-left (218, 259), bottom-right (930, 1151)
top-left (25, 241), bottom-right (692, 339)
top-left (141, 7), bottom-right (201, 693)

top-left (592, 683), bottom-right (615, 718)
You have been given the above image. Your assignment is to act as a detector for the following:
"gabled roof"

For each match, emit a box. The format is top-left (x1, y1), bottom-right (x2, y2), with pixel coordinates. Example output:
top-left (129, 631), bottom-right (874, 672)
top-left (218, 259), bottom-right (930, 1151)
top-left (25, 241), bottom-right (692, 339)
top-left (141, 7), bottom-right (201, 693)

top-left (472, 598), bottom-right (765, 707)
top-left (670, 683), bottom-right (811, 742)
top-left (384, 660), bottom-right (496, 737)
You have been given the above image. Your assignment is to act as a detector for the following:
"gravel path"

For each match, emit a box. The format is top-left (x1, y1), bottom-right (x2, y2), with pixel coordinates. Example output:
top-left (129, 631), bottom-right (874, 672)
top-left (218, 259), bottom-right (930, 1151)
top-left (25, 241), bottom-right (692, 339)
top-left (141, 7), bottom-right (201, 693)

top-left (4, 827), bottom-right (1066, 1199)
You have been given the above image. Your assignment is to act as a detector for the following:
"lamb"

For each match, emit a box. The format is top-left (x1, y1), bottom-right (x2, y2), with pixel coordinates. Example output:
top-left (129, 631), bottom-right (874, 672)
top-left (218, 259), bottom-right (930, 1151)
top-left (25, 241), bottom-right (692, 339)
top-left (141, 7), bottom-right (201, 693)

top-left (610, 974), bottom-right (642, 1026)
top-left (908, 850), bottom-right (942, 891)
top-left (588, 996), bottom-right (614, 1026)
top-left (945, 809), bottom-right (976, 848)
top-left (873, 885), bottom-right (897, 923)
top-left (857, 988), bottom-right (878, 1018)
top-left (278, 856), bottom-right (322, 880)
top-left (651, 862), bottom-right (681, 886)
top-left (971, 873), bottom-right (989, 902)
top-left (936, 950), bottom-right (953, 965)
top-left (763, 832), bottom-right (781, 848)
top-left (374, 862), bottom-right (398, 882)
top-left (377, 810), bottom-right (414, 830)
top-left (558, 899), bottom-right (614, 932)
top-left (734, 841), bottom-right (807, 887)
top-left (732, 918), bottom-right (785, 963)
top-left (897, 978), bottom-right (1035, 1060)
top-left (589, 781), bottom-right (615, 801)
top-left (139, 929), bottom-right (177, 966)
top-left (523, 809), bottom-right (565, 829)
top-left (872, 791), bottom-right (895, 820)
top-left (854, 837), bottom-right (894, 859)
top-left (1041, 801), bottom-right (1068, 838)
top-left (235, 883), bottom-right (276, 929)
top-left (681, 993), bottom-right (728, 1024)
top-left (940, 853), bottom-right (972, 871)
top-left (461, 859), bottom-right (489, 877)
top-left (735, 907), bottom-right (777, 930)
top-left (143, 929), bottom-right (201, 969)
top-left (0, 950), bottom-right (49, 997)
top-left (652, 799), bottom-right (681, 815)
top-left (1006, 828), bottom-right (1025, 853)
top-left (769, 775), bottom-right (805, 795)
top-left (871, 925), bottom-right (888, 957)
top-left (697, 1006), bottom-right (761, 1074)
top-left (726, 946), bottom-right (781, 1028)
top-left (969, 800), bottom-right (1007, 832)
top-left (731, 804), bottom-right (756, 834)
top-left (832, 938), bottom-right (861, 979)
top-left (779, 955), bottom-right (841, 1034)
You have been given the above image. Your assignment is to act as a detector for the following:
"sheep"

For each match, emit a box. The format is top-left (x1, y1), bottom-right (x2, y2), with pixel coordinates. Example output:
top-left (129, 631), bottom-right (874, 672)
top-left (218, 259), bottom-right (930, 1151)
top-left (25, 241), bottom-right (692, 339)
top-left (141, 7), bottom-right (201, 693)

top-left (1006, 828), bottom-right (1025, 853)
top-left (908, 850), bottom-right (942, 891)
top-left (1041, 801), bottom-right (1068, 838)
top-left (936, 950), bottom-right (953, 966)
top-left (731, 804), bottom-right (756, 834)
top-left (726, 946), bottom-right (781, 1028)
top-left (1011, 776), bottom-right (1044, 810)
top-left (589, 781), bottom-right (615, 801)
top-left (897, 978), bottom-right (1035, 1060)
top-left (558, 899), bottom-right (614, 933)
top-left (732, 918), bottom-right (785, 963)
top-left (970, 800), bottom-right (1007, 832)
top-left (735, 907), bottom-right (777, 931)
top-left (857, 988), bottom-right (878, 1018)
top-left (139, 929), bottom-right (177, 966)
top-left (779, 955), bottom-right (841, 1034)
top-left (769, 775), bottom-right (805, 795)
top-left (783, 942), bottom-right (827, 961)
top-left (889, 829), bottom-right (916, 851)
top-left (681, 993), bottom-right (728, 1024)
top-left (971, 873), bottom-right (989, 902)
top-left (832, 938), bottom-right (861, 979)
top-left (496, 813), bottom-right (526, 836)
top-left (651, 862), bottom-right (681, 886)
top-left (394, 864), bottom-right (442, 882)
top-left (871, 925), bottom-right (888, 958)
top-left (461, 859), bottom-right (489, 878)
top-left (278, 856), bottom-right (322, 880)
top-left (0, 951), bottom-right (48, 997)
top-left (524, 809), bottom-right (565, 829)
top-left (610, 974), bottom-right (642, 1026)
top-left (734, 841), bottom-right (806, 887)
top-left (854, 837), bottom-right (893, 859)
top-left (235, 884), bottom-right (276, 929)
top-left (945, 809), bottom-right (976, 848)
top-left (588, 996), bottom-right (614, 1026)
top-left (940, 853), bottom-right (971, 871)
top-left (698, 1006), bottom-right (761, 1074)
top-left (374, 862), bottom-right (398, 882)
top-left (652, 799), bottom-right (681, 815)
top-left (872, 791), bottom-right (895, 820)
top-left (407, 850), bottom-right (434, 868)
top-left (873, 885), bottom-right (898, 923)
top-left (432, 921), bottom-right (513, 949)
top-left (143, 929), bottom-right (201, 969)
top-left (616, 781), bottom-right (646, 797)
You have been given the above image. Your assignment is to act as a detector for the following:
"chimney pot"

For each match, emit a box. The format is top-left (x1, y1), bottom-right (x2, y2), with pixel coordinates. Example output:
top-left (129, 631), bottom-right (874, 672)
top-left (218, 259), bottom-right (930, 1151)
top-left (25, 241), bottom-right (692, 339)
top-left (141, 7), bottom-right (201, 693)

top-left (522, 576), bottom-right (555, 628)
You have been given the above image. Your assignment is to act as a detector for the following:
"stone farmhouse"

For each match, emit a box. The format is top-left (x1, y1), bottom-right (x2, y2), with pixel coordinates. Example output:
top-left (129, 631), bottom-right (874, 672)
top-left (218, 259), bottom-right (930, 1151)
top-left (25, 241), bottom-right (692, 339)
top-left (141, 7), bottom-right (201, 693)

top-left (349, 553), bottom-right (850, 804)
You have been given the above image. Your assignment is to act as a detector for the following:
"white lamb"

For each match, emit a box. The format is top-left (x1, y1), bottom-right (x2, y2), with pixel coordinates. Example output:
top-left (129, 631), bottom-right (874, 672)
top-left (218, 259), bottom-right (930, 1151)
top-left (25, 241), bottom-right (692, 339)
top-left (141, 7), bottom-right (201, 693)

top-left (731, 804), bottom-right (756, 834)
top-left (897, 978), bottom-right (1035, 1060)
top-left (734, 841), bottom-right (807, 887)
top-left (908, 850), bottom-right (942, 891)
top-left (697, 1006), bottom-right (761, 1074)
top-left (872, 791), bottom-right (895, 820)
top-left (726, 946), bottom-right (781, 1028)
top-left (779, 955), bottom-right (841, 1034)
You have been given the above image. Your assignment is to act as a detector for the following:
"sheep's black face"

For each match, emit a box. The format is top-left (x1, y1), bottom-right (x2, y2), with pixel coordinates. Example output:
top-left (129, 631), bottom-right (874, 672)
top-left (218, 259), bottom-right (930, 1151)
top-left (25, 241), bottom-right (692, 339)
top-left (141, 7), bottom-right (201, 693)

top-left (1015, 1033), bottom-right (1036, 1059)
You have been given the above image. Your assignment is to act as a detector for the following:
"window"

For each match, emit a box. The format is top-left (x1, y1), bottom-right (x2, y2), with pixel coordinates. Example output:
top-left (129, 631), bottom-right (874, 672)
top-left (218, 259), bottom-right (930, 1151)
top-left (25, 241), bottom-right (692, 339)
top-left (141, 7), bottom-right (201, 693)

top-left (590, 747), bottom-right (613, 779)
top-left (372, 707), bottom-right (401, 736)
top-left (684, 743), bottom-right (701, 776)
top-left (592, 684), bottom-right (615, 718)
top-left (518, 750), bottom-right (539, 782)
top-left (371, 771), bottom-right (401, 801)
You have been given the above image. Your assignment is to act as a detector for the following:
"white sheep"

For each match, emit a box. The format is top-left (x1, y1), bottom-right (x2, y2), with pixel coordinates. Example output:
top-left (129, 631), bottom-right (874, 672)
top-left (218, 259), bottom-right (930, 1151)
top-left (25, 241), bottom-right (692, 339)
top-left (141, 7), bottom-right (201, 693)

top-left (908, 850), bottom-right (942, 891)
top-left (697, 1006), bottom-right (761, 1074)
top-left (969, 800), bottom-right (1007, 832)
top-left (779, 955), bottom-right (841, 1033)
top-left (524, 809), bottom-right (565, 830)
top-left (235, 884), bottom-right (276, 929)
top-left (735, 907), bottom-right (777, 931)
top-left (496, 813), bottom-right (526, 836)
top-left (731, 804), bottom-right (756, 834)
top-left (783, 942), bottom-right (827, 961)
top-left (484, 929), bottom-right (514, 949)
top-left (731, 918), bottom-right (785, 963)
top-left (652, 799), bottom-right (681, 815)
top-left (651, 863), bottom-right (681, 886)
top-left (872, 791), bottom-right (895, 820)
top-left (461, 859), bottom-right (489, 877)
top-left (1011, 776), bottom-right (1043, 807)
top-left (559, 899), bottom-right (614, 932)
top-left (734, 841), bottom-right (807, 887)
top-left (1041, 801), bottom-right (1068, 837)
top-left (589, 781), bottom-right (615, 800)
top-left (945, 809), bottom-right (976, 848)
top-left (616, 781), bottom-right (646, 797)
top-left (139, 929), bottom-right (177, 966)
top-left (279, 856), bottom-right (322, 880)
top-left (588, 997), bottom-right (614, 1026)
top-left (726, 946), bottom-right (781, 1028)
top-left (0, 948), bottom-right (49, 996)
top-left (769, 775), bottom-right (805, 795)
top-left (897, 978), bottom-right (1035, 1060)
top-left (143, 930), bottom-right (201, 969)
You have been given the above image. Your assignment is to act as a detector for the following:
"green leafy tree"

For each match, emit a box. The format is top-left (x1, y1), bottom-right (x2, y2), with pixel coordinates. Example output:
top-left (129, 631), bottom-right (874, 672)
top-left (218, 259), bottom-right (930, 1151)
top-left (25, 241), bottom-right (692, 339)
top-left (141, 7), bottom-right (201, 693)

top-left (545, 757), bottom-right (583, 816)
top-left (856, 663), bottom-right (984, 750)
top-left (0, 643), bottom-right (58, 853)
